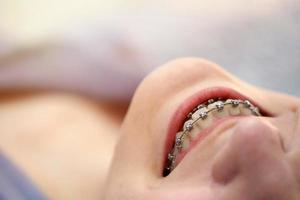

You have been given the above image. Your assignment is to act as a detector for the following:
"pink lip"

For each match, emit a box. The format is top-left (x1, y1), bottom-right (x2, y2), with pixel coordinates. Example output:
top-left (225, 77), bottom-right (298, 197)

top-left (163, 86), bottom-right (271, 172)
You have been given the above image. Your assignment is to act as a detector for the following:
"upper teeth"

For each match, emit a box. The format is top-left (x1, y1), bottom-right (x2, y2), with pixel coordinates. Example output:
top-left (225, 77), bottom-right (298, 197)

top-left (164, 98), bottom-right (261, 176)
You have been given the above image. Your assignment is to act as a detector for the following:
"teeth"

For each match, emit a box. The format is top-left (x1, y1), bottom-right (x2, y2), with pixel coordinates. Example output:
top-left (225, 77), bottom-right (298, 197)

top-left (183, 120), bottom-right (194, 131)
top-left (182, 135), bottom-right (191, 150)
top-left (224, 99), bottom-right (240, 115)
top-left (207, 101), bottom-right (228, 118)
top-left (214, 106), bottom-right (229, 118)
top-left (166, 98), bottom-right (261, 175)
top-left (231, 99), bottom-right (241, 107)
top-left (229, 104), bottom-right (241, 115)
top-left (197, 113), bottom-right (213, 129)
top-left (207, 102), bottom-right (218, 110)
top-left (176, 131), bottom-right (191, 150)
top-left (240, 106), bottom-right (252, 115)
top-left (175, 132), bottom-right (184, 148)
top-left (188, 99), bottom-right (255, 139)
top-left (184, 99), bottom-right (259, 135)
top-left (191, 107), bottom-right (208, 121)
top-left (215, 101), bottom-right (224, 111)
top-left (189, 128), bottom-right (199, 139)
top-left (189, 114), bottom-right (213, 139)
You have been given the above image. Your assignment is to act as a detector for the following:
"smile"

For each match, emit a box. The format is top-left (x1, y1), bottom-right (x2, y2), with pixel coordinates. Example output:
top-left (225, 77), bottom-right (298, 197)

top-left (163, 87), bottom-right (267, 176)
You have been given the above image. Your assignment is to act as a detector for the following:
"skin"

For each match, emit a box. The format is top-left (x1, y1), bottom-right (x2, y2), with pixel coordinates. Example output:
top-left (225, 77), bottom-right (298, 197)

top-left (103, 58), bottom-right (300, 199)
top-left (0, 58), bottom-right (300, 199)
top-left (0, 92), bottom-right (127, 199)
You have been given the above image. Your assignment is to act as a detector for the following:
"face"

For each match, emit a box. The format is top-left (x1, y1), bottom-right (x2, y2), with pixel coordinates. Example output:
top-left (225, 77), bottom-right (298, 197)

top-left (104, 58), bottom-right (300, 200)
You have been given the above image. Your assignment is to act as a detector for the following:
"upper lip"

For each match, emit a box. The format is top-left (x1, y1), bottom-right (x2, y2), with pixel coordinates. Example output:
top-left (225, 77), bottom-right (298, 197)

top-left (163, 86), bottom-right (271, 172)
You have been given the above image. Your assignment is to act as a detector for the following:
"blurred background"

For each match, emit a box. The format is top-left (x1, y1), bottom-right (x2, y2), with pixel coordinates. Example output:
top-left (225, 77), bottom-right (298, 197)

top-left (0, 1), bottom-right (299, 199)
top-left (0, 0), bottom-right (299, 101)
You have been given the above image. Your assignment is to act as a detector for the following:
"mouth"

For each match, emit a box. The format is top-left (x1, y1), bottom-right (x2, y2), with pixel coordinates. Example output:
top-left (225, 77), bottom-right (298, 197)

top-left (163, 87), bottom-right (271, 177)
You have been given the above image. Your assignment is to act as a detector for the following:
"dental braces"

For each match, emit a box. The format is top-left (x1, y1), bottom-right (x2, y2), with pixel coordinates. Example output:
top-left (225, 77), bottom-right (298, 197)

top-left (164, 99), bottom-right (261, 176)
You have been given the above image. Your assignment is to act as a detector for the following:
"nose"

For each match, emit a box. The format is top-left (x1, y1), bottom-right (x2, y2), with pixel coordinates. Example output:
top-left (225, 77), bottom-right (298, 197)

top-left (212, 117), bottom-right (297, 198)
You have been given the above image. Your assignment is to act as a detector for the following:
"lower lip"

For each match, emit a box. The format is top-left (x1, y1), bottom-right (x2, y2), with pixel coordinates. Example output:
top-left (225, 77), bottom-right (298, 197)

top-left (175, 115), bottom-right (246, 165)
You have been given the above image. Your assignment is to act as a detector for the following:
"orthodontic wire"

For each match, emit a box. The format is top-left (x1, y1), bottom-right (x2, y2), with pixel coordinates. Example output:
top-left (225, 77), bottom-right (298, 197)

top-left (165, 99), bottom-right (262, 174)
